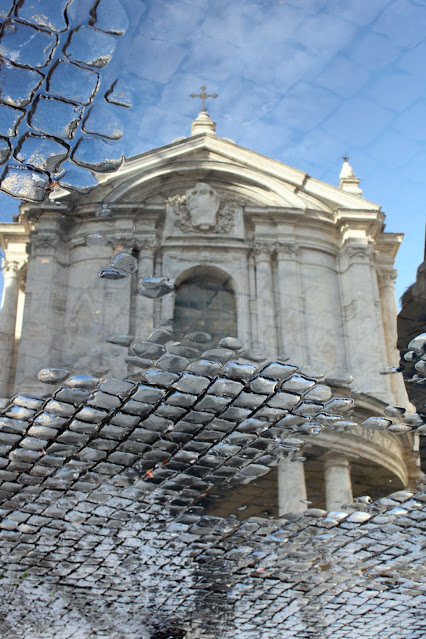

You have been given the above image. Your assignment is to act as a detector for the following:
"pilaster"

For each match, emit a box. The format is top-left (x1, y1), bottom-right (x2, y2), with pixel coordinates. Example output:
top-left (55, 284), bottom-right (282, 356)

top-left (251, 240), bottom-right (277, 355)
top-left (134, 237), bottom-right (157, 339)
top-left (275, 241), bottom-right (304, 362)
top-left (377, 266), bottom-right (409, 406)
top-left (339, 240), bottom-right (392, 401)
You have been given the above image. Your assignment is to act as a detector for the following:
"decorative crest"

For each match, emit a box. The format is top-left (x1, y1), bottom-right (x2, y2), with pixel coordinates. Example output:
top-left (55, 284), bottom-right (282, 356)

top-left (166, 183), bottom-right (243, 234)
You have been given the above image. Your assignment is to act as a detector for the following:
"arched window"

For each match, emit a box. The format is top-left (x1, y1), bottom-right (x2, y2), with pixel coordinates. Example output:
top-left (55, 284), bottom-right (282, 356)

top-left (173, 268), bottom-right (237, 343)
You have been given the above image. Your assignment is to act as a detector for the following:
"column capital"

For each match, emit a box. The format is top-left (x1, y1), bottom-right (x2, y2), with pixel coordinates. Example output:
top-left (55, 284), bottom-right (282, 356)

top-left (377, 266), bottom-right (398, 285)
top-left (274, 241), bottom-right (298, 258)
top-left (251, 240), bottom-right (275, 257)
top-left (29, 233), bottom-right (59, 255)
top-left (136, 237), bottom-right (159, 254)
top-left (1, 258), bottom-right (22, 276)
top-left (109, 234), bottom-right (139, 251)
top-left (340, 242), bottom-right (374, 262)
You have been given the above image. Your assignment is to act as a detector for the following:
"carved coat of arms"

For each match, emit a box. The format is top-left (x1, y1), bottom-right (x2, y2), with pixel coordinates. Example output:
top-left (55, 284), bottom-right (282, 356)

top-left (166, 182), bottom-right (243, 233)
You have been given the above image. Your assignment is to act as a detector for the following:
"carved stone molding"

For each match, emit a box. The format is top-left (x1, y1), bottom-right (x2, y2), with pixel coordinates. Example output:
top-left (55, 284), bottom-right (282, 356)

top-left (166, 184), bottom-right (244, 234)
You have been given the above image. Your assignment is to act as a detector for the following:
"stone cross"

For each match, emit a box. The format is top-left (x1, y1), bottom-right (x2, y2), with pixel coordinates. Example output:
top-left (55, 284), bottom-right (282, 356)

top-left (190, 85), bottom-right (217, 112)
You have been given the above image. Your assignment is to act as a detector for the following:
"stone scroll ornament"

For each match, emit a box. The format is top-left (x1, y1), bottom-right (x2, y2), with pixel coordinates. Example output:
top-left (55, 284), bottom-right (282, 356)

top-left (166, 182), bottom-right (243, 233)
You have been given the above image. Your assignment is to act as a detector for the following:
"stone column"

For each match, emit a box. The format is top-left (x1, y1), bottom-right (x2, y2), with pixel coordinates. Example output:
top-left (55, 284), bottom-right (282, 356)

top-left (0, 259), bottom-right (22, 396)
top-left (252, 241), bottom-right (277, 355)
top-left (377, 266), bottom-right (408, 406)
top-left (15, 232), bottom-right (61, 394)
top-left (324, 456), bottom-right (353, 511)
top-left (133, 238), bottom-right (156, 339)
top-left (278, 458), bottom-right (308, 515)
top-left (275, 241), bottom-right (304, 361)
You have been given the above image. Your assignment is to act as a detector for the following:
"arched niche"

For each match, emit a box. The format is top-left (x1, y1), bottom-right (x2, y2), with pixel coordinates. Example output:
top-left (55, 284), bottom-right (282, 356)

top-left (173, 265), bottom-right (238, 344)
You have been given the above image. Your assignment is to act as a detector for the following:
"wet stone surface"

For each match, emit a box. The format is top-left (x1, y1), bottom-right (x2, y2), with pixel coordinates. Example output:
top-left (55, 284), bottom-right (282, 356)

top-left (99, 267), bottom-right (128, 280)
top-left (0, 136), bottom-right (11, 163)
top-left (64, 25), bottom-right (118, 68)
top-left (16, 0), bottom-right (73, 32)
top-left (57, 162), bottom-right (99, 194)
top-left (14, 133), bottom-right (69, 173)
top-left (0, 349), bottom-right (425, 638)
top-left (85, 232), bottom-right (107, 246)
top-left (0, 0), bottom-right (13, 19)
top-left (82, 102), bottom-right (123, 139)
top-left (0, 62), bottom-right (44, 108)
top-left (0, 164), bottom-right (49, 201)
top-left (105, 76), bottom-right (132, 107)
top-left (0, 0), bottom-right (130, 200)
top-left (139, 277), bottom-right (175, 299)
top-left (91, 0), bottom-right (129, 36)
top-left (110, 252), bottom-right (137, 273)
top-left (28, 95), bottom-right (84, 140)
top-left (0, 20), bottom-right (58, 68)
top-left (71, 135), bottom-right (123, 172)
top-left (0, 104), bottom-right (25, 137)
top-left (47, 59), bottom-right (100, 106)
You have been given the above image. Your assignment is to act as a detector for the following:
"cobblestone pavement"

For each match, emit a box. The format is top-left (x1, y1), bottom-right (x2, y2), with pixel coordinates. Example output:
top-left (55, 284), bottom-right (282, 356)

top-left (0, 356), bottom-right (425, 638)
top-left (0, 0), bottom-right (128, 201)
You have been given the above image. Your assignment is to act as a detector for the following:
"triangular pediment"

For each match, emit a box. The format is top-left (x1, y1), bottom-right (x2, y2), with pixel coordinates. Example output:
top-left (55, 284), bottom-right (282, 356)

top-left (74, 133), bottom-right (381, 214)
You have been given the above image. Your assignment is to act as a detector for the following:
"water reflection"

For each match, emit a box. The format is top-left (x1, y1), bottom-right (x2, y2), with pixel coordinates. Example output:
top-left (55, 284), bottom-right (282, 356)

top-left (0, 1), bottom-right (425, 638)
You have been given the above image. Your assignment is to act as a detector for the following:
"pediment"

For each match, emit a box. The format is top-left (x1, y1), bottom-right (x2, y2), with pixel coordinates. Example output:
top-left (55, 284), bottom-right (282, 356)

top-left (88, 133), bottom-right (381, 215)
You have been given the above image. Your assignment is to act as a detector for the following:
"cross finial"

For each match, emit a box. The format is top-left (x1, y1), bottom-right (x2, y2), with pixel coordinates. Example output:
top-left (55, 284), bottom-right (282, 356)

top-left (190, 85), bottom-right (217, 112)
top-left (342, 154), bottom-right (350, 162)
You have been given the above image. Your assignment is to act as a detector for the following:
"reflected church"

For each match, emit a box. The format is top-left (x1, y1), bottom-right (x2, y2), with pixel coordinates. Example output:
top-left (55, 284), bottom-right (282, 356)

top-left (0, 107), bottom-right (420, 516)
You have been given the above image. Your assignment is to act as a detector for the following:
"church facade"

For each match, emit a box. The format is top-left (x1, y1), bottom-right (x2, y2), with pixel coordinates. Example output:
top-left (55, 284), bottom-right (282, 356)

top-left (0, 110), bottom-right (420, 513)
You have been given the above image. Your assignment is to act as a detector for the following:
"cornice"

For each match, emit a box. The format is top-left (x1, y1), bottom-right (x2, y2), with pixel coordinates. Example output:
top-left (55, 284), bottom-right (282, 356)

top-left (313, 430), bottom-right (407, 484)
top-left (0, 225), bottom-right (30, 252)
top-left (70, 233), bottom-right (159, 253)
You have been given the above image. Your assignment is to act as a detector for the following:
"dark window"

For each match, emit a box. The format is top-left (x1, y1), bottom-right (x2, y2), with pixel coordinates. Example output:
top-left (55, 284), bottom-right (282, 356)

top-left (173, 270), bottom-right (237, 343)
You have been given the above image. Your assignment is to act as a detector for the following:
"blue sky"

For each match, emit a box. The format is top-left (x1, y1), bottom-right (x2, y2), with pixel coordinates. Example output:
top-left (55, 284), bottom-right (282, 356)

top-left (1, 0), bottom-right (425, 303)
